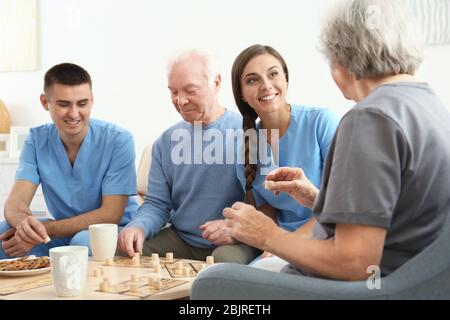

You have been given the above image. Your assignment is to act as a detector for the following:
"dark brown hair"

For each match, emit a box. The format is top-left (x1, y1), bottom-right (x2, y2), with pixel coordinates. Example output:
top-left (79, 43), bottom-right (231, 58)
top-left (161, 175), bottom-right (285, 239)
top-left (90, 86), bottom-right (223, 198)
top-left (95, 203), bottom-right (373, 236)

top-left (231, 45), bottom-right (289, 204)
top-left (44, 63), bottom-right (92, 94)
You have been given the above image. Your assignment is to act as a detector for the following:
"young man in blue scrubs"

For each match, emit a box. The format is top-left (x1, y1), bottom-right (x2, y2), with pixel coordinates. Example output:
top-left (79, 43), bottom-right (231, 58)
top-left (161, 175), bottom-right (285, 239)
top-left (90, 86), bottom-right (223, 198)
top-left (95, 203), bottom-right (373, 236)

top-left (0, 63), bottom-right (138, 258)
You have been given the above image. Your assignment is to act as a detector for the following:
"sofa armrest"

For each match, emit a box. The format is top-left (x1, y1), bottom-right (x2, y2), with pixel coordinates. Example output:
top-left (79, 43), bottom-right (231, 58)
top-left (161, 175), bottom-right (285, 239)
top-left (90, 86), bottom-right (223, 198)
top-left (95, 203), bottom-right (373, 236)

top-left (191, 263), bottom-right (389, 300)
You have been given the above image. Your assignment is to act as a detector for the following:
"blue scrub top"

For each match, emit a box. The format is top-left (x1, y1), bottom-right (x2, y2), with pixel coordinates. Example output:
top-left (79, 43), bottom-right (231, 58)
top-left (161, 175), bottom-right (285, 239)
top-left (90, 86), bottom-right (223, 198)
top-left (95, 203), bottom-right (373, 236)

top-left (237, 105), bottom-right (339, 231)
top-left (15, 118), bottom-right (139, 226)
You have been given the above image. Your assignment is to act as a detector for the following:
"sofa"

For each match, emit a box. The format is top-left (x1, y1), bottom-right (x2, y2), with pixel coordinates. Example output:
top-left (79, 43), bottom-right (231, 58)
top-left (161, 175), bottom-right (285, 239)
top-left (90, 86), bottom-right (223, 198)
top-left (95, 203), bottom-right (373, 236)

top-left (190, 214), bottom-right (450, 300)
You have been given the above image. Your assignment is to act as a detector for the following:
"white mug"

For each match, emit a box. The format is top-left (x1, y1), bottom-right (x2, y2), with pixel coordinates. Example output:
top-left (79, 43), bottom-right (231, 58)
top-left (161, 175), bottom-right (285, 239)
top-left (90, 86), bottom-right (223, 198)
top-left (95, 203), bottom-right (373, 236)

top-left (89, 223), bottom-right (118, 262)
top-left (49, 246), bottom-right (88, 297)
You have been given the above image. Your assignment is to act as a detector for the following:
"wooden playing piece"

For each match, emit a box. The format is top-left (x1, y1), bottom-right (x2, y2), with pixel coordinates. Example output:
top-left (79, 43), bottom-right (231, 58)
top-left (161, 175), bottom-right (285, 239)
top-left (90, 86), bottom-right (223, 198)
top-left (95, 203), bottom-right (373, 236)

top-left (152, 260), bottom-right (160, 268)
top-left (103, 277), bottom-right (110, 285)
top-left (100, 281), bottom-right (109, 292)
top-left (130, 283), bottom-right (139, 293)
top-left (166, 252), bottom-right (173, 261)
top-left (151, 253), bottom-right (159, 260)
top-left (263, 180), bottom-right (276, 190)
top-left (154, 264), bottom-right (161, 274)
top-left (183, 266), bottom-right (190, 276)
top-left (206, 256), bottom-right (214, 265)
top-left (175, 261), bottom-right (183, 270)
top-left (152, 279), bottom-right (162, 290)
top-left (93, 269), bottom-right (101, 277)
top-left (105, 258), bottom-right (113, 266)
top-left (130, 274), bottom-right (139, 282)
top-left (133, 252), bottom-right (140, 259)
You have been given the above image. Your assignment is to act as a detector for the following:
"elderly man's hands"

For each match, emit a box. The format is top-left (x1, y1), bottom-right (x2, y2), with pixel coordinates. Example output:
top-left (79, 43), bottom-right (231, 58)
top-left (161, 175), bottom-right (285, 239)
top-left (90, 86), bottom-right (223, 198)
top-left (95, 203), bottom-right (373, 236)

top-left (200, 220), bottom-right (237, 246)
top-left (117, 227), bottom-right (145, 257)
top-left (223, 202), bottom-right (285, 251)
top-left (264, 167), bottom-right (319, 209)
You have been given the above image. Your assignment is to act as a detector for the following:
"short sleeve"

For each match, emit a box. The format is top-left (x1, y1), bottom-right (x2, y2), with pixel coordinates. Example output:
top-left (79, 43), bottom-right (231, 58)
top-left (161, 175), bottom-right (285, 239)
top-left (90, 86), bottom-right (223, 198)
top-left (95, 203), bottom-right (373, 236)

top-left (315, 108), bottom-right (340, 162)
top-left (15, 130), bottom-right (40, 185)
top-left (101, 132), bottom-right (137, 196)
top-left (314, 108), bottom-right (407, 228)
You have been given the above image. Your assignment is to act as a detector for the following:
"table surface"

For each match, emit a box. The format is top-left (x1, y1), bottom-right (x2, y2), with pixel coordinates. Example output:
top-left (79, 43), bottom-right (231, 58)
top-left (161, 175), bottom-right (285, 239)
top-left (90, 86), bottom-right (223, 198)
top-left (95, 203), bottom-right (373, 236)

top-left (0, 258), bottom-right (199, 300)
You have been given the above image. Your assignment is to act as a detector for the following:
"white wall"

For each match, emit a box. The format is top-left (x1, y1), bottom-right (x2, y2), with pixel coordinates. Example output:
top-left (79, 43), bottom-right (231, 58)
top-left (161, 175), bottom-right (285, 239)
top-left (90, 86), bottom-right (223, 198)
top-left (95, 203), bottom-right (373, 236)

top-left (1, 0), bottom-right (449, 158)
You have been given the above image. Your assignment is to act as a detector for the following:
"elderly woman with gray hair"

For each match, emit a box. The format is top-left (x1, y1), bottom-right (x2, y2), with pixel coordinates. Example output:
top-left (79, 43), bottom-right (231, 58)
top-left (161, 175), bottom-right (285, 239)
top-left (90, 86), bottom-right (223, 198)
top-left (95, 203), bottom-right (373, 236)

top-left (223, 0), bottom-right (450, 280)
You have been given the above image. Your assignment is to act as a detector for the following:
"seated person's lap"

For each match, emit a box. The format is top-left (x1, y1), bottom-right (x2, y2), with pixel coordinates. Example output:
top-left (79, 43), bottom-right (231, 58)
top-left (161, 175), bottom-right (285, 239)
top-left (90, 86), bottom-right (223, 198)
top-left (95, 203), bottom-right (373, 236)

top-left (0, 219), bottom-right (93, 259)
top-left (119, 227), bottom-right (260, 264)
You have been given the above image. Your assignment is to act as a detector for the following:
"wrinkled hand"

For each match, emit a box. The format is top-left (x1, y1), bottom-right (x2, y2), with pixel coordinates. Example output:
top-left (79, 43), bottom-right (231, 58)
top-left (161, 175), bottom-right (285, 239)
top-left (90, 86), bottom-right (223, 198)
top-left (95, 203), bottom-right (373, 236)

top-left (1, 229), bottom-right (34, 257)
top-left (117, 227), bottom-right (145, 257)
top-left (223, 202), bottom-right (283, 251)
top-left (200, 220), bottom-right (237, 246)
top-left (265, 167), bottom-right (319, 209)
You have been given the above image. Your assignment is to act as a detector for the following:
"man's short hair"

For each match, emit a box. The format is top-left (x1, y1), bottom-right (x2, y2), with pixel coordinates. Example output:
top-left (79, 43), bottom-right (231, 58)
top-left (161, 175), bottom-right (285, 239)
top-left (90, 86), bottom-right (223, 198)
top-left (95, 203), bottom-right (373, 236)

top-left (44, 63), bottom-right (92, 93)
top-left (167, 49), bottom-right (220, 87)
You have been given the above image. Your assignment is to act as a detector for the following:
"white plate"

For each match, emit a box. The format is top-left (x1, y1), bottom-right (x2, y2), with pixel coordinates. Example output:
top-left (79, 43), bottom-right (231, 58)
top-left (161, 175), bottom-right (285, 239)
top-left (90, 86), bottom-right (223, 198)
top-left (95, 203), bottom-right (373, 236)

top-left (0, 256), bottom-right (51, 277)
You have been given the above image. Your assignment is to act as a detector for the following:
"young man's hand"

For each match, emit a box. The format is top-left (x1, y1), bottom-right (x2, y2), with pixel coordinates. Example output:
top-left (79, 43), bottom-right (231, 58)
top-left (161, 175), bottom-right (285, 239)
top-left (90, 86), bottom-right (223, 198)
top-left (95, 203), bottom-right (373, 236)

top-left (14, 216), bottom-right (49, 245)
top-left (0, 229), bottom-right (34, 257)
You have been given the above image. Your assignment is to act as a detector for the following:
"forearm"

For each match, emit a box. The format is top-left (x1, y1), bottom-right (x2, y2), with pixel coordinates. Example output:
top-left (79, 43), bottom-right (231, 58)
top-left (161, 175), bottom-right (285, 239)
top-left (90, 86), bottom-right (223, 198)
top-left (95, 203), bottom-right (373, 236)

top-left (294, 217), bottom-right (317, 239)
top-left (4, 199), bottom-right (34, 229)
top-left (43, 207), bottom-right (122, 238)
top-left (265, 232), bottom-right (370, 281)
top-left (126, 204), bottom-right (168, 239)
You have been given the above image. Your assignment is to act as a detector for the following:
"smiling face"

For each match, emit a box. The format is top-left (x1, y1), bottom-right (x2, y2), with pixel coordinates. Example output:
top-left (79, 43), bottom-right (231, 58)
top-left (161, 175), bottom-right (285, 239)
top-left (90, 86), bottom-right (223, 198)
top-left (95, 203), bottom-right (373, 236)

top-left (240, 53), bottom-right (288, 116)
top-left (168, 55), bottom-right (220, 125)
top-left (40, 83), bottom-right (93, 143)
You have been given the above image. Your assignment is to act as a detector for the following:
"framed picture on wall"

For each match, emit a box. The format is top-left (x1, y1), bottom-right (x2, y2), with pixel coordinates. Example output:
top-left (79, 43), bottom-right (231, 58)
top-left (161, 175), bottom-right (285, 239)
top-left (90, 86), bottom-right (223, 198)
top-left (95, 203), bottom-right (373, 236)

top-left (9, 126), bottom-right (30, 159)
top-left (0, 0), bottom-right (39, 71)
top-left (0, 134), bottom-right (9, 158)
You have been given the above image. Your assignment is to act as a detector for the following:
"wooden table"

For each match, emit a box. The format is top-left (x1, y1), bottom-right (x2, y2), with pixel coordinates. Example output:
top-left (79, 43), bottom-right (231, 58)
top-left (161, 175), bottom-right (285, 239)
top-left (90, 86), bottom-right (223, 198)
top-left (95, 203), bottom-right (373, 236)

top-left (0, 258), bottom-right (198, 300)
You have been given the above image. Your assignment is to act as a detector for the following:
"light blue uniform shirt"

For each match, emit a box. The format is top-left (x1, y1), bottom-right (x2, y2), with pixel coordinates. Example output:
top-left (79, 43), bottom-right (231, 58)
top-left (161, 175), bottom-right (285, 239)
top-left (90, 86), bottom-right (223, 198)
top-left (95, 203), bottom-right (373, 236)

top-left (237, 105), bottom-right (339, 231)
top-left (15, 118), bottom-right (139, 226)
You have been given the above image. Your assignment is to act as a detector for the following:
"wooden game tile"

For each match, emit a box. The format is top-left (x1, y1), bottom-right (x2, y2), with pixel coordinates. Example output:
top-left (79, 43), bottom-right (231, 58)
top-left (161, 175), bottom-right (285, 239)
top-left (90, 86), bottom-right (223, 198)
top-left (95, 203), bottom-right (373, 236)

top-left (95, 276), bottom-right (188, 298)
top-left (191, 262), bottom-right (208, 272)
top-left (104, 256), bottom-right (180, 268)
top-left (165, 263), bottom-right (197, 278)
